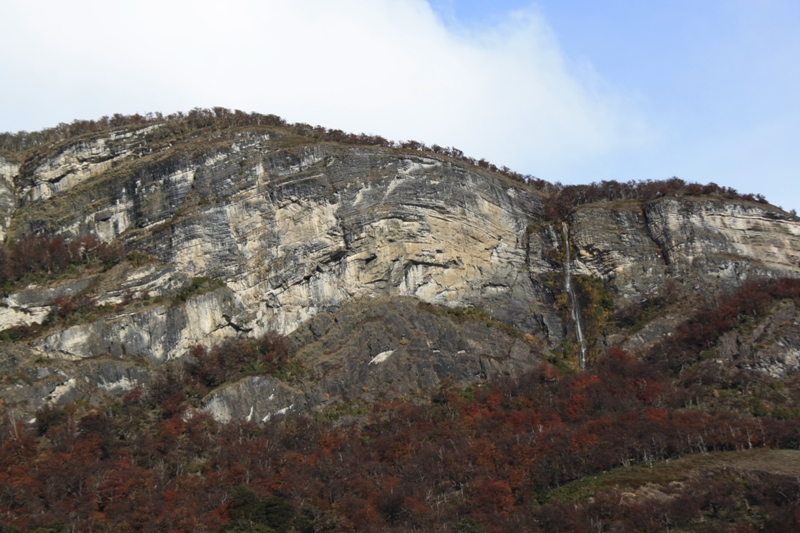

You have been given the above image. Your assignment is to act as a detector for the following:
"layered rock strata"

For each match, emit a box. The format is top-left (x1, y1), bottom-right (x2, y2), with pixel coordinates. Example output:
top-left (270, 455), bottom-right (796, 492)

top-left (1, 124), bottom-right (799, 420)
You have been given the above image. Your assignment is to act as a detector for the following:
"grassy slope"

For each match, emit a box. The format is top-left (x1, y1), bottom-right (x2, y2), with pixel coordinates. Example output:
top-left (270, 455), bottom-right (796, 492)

top-left (546, 448), bottom-right (800, 502)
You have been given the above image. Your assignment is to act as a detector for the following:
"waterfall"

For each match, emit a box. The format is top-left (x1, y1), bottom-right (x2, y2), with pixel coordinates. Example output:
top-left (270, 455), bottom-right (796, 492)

top-left (562, 222), bottom-right (587, 369)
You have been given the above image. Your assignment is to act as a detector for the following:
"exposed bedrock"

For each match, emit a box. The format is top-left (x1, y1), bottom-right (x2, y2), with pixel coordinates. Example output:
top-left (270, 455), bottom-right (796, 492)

top-left (1, 126), bottom-right (800, 419)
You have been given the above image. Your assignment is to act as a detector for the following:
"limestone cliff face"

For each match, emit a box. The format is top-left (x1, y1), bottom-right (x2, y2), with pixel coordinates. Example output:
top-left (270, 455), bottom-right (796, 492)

top-left (1, 124), bottom-right (799, 420)
top-left (9, 126), bottom-right (551, 340)
top-left (0, 155), bottom-right (18, 241)
top-left (569, 198), bottom-right (800, 301)
top-left (17, 126), bottom-right (158, 205)
top-left (37, 287), bottom-right (251, 362)
top-left (644, 198), bottom-right (800, 277)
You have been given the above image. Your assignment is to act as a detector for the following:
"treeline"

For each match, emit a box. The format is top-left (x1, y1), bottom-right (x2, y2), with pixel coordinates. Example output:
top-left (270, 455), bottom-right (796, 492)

top-left (0, 108), bottom-right (540, 190)
top-left (2, 108), bottom-right (774, 216)
top-left (2, 279), bottom-right (800, 531)
top-left (0, 108), bottom-right (532, 184)
top-left (0, 108), bottom-right (272, 154)
top-left (542, 176), bottom-right (772, 221)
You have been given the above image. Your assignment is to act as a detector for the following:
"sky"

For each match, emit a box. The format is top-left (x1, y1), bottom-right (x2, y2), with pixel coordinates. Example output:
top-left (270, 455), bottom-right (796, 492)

top-left (1, 0), bottom-right (798, 211)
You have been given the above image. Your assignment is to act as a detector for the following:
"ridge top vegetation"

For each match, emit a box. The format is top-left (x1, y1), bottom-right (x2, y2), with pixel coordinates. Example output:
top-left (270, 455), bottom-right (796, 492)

top-left (1, 107), bottom-right (786, 219)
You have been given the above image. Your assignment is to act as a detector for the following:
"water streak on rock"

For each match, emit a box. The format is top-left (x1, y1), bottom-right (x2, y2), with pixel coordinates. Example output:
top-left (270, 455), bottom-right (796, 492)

top-left (563, 222), bottom-right (587, 368)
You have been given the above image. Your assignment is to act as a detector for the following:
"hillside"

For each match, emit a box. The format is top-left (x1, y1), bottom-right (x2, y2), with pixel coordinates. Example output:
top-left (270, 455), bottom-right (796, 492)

top-left (1, 109), bottom-right (800, 532)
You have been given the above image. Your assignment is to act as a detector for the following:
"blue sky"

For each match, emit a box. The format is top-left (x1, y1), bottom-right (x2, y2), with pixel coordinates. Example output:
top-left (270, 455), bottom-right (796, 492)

top-left (434, 0), bottom-right (800, 210)
top-left (1, 0), bottom-right (798, 211)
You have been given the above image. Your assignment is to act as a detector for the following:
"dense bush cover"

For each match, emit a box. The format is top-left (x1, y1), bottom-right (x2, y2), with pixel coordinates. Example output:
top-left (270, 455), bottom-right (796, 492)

top-left (185, 333), bottom-right (292, 398)
top-left (0, 234), bottom-right (123, 290)
top-left (2, 348), bottom-right (799, 532)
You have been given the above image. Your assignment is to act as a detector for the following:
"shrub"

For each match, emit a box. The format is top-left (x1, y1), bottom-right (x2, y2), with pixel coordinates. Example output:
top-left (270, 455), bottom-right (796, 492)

top-left (649, 278), bottom-right (800, 371)
top-left (0, 234), bottom-right (125, 291)
top-left (175, 276), bottom-right (226, 301)
top-left (184, 332), bottom-right (290, 394)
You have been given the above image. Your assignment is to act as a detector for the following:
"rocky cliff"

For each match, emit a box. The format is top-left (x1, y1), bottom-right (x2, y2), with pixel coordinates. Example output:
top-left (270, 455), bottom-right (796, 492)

top-left (2, 119), bottom-right (799, 421)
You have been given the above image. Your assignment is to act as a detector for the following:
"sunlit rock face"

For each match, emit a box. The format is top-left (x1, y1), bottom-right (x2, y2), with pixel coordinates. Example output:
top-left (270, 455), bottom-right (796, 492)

top-left (569, 198), bottom-right (800, 301)
top-left (16, 126), bottom-right (161, 204)
top-left (10, 127), bottom-right (554, 342)
top-left (2, 124), bottom-right (800, 419)
top-left (36, 288), bottom-right (250, 363)
top-left (0, 155), bottom-right (18, 241)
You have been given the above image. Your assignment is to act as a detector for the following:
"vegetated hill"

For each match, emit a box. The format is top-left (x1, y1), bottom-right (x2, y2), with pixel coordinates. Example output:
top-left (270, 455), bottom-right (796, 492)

top-left (1, 109), bottom-right (800, 532)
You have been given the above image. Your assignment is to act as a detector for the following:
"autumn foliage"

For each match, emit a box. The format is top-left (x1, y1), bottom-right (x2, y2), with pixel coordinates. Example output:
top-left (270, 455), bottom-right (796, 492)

top-left (1, 344), bottom-right (799, 531)
top-left (185, 333), bottom-right (291, 397)
top-left (0, 234), bottom-right (123, 290)
top-left (649, 278), bottom-right (800, 371)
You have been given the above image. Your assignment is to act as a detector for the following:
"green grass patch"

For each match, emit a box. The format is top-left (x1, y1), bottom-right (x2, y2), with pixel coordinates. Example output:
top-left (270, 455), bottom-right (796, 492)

top-left (318, 400), bottom-right (370, 422)
top-left (417, 302), bottom-right (523, 339)
top-left (542, 448), bottom-right (800, 505)
top-left (175, 276), bottom-right (226, 301)
top-left (542, 462), bottom-right (684, 505)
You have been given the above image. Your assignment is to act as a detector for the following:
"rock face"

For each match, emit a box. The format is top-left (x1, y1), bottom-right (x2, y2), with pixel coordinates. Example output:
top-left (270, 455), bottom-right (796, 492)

top-left (715, 300), bottom-right (800, 379)
top-left (205, 298), bottom-right (540, 422)
top-left (37, 287), bottom-right (251, 362)
top-left (1, 123), bottom-right (800, 420)
top-left (569, 198), bottom-right (800, 301)
top-left (18, 126), bottom-right (157, 204)
top-left (0, 155), bottom-right (18, 241)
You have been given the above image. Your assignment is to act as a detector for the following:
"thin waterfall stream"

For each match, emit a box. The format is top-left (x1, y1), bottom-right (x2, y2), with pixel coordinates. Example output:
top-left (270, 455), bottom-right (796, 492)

top-left (562, 222), bottom-right (587, 369)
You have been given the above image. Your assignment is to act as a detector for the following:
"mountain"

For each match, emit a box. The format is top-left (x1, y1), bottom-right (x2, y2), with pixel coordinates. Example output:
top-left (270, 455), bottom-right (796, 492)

top-left (1, 111), bottom-right (798, 419)
top-left (1, 110), bottom-right (800, 532)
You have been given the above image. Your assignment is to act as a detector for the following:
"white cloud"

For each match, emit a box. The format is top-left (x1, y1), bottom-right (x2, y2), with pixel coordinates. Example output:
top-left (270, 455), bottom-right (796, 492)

top-left (0, 0), bottom-right (649, 177)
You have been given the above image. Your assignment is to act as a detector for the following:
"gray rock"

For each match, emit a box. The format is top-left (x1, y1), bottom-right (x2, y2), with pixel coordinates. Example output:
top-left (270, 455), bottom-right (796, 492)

top-left (203, 297), bottom-right (543, 421)
top-left (2, 125), bottom-right (800, 418)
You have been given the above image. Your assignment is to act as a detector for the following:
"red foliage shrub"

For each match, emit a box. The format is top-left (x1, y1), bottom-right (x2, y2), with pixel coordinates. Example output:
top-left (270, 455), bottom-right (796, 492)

top-left (0, 233), bottom-right (125, 288)
top-left (184, 332), bottom-right (290, 395)
top-left (650, 278), bottom-right (800, 371)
